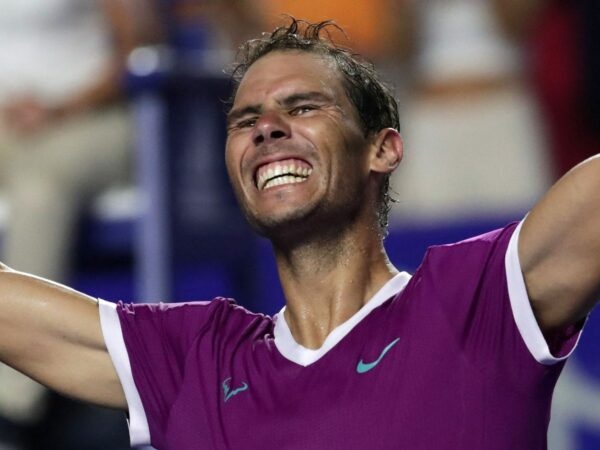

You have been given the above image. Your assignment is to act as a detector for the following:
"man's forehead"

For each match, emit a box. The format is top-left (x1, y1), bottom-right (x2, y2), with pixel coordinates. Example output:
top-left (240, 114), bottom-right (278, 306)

top-left (244, 50), bottom-right (337, 75)
top-left (233, 51), bottom-right (343, 104)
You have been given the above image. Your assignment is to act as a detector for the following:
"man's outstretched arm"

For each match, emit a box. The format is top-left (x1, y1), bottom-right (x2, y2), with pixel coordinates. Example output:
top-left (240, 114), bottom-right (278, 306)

top-left (0, 263), bottom-right (126, 409)
top-left (520, 155), bottom-right (600, 334)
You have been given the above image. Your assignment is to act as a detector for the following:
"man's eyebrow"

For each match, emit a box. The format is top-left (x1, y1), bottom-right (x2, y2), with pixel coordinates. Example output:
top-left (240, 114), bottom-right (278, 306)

top-left (227, 105), bottom-right (262, 126)
top-left (279, 91), bottom-right (333, 108)
top-left (227, 91), bottom-right (333, 126)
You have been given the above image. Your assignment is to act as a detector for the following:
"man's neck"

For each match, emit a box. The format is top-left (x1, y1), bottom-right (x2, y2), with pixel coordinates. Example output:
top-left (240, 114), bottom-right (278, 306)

top-left (273, 224), bottom-right (398, 349)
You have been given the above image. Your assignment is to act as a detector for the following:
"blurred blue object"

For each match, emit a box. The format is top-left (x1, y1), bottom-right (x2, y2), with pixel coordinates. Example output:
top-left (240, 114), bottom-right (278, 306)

top-left (576, 308), bottom-right (600, 380)
top-left (128, 54), bottom-right (259, 308)
top-left (577, 425), bottom-right (600, 450)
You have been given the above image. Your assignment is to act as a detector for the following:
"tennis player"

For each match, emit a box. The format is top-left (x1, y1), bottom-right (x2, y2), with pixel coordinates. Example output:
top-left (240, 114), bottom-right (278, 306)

top-left (0, 19), bottom-right (598, 449)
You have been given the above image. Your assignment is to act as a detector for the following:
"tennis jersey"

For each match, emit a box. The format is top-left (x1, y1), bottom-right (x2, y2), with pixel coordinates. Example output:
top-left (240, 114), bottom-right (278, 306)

top-left (99, 221), bottom-right (584, 449)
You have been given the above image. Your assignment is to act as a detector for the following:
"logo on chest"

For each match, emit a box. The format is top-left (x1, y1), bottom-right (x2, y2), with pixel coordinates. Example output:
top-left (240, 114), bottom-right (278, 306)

top-left (222, 377), bottom-right (249, 402)
top-left (356, 337), bottom-right (400, 374)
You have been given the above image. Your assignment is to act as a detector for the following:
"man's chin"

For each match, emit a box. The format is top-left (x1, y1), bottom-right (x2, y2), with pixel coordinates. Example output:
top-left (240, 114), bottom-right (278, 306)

top-left (244, 207), bottom-right (315, 240)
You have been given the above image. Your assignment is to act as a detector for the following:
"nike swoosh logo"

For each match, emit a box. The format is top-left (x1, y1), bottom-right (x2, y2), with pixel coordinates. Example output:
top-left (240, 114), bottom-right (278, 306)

top-left (356, 337), bottom-right (400, 374)
top-left (223, 378), bottom-right (249, 402)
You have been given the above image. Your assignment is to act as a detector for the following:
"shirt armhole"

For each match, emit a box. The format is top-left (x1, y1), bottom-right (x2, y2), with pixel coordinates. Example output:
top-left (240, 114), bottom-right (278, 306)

top-left (505, 220), bottom-right (585, 365)
top-left (98, 299), bottom-right (151, 446)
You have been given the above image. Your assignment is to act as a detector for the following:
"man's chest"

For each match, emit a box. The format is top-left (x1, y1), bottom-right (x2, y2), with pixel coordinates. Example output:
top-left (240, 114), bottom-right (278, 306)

top-left (164, 321), bottom-right (480, 450)
top-left (157, 290), bottom-right (551, 450)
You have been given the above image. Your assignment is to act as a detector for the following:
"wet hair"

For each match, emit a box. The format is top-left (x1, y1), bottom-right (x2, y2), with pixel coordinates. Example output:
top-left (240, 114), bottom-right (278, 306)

top-left (228, 17), bottom-right (400, 234)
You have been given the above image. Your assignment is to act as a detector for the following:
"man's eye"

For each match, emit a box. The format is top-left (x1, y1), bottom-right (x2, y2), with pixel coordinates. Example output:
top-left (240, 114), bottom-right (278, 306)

top-left (291, 105), bottom-right (317, 116)
top-left (237, 118), bottom-right (257, 128)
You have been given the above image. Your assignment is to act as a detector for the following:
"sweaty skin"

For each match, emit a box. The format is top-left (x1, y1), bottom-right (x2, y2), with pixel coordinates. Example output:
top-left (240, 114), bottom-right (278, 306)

top-left (520, 155), bottom-right (600, 333)
top-left (226, 51), bottom-right (403, 348)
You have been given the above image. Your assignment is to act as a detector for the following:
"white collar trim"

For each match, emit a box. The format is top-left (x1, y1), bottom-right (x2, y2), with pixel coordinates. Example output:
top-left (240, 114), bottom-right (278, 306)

top-left (273, 272), bottom-right (412, 366)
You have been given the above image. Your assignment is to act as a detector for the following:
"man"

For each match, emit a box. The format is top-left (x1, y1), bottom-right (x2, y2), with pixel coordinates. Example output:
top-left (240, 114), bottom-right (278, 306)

top-left (0, 19), bottom-right (598, 449)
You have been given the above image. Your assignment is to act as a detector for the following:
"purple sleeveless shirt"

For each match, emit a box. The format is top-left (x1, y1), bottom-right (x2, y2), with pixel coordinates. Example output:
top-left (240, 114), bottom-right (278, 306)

top-left (99, 222), bottom-right (583, 449)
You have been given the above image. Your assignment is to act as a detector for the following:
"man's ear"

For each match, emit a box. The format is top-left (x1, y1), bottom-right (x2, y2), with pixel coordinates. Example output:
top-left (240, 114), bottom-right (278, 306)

top-left (369, 128), bottom-right (403, 174)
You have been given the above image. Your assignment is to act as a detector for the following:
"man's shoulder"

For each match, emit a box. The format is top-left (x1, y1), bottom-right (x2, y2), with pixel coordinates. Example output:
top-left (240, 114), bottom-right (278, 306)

top-left (118, 297), bottom-right (267, 317)
top-left (402, 222), bottom-right (521, 301)
top-left (426, 222), bottom-right (519, 253)
top-left (418, 222), bottom-right (519, 270)
top-left (116, 297), bottom-right (274, 338)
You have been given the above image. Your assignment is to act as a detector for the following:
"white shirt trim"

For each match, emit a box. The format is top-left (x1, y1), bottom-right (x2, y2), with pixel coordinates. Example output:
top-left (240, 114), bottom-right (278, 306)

top-left (273, 272), bottom-right (412, 366)
top-left (98, 299), bottom-right (151, 446)
top-left (505, 220), bottom-right (584, 365)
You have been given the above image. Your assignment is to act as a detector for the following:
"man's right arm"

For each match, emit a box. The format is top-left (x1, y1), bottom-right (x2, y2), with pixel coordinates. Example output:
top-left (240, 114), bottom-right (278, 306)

top-left (0, 262), bottom-right (126, 410)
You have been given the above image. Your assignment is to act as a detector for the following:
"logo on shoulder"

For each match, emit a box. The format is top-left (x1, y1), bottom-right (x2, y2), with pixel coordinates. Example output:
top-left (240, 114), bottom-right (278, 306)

top-left (222, 377), bottom-right (249, 402)
top-left (356, 337), bottom-right (400, 374)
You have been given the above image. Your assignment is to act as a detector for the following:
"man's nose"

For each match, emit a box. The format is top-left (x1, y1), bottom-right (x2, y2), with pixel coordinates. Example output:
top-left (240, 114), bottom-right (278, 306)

top-left (252, 112), bottom-right (291, 146)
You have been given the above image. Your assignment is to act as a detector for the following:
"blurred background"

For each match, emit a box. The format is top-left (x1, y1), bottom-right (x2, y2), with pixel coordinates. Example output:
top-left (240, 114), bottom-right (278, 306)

top-left (0, 0), bottom-right (598, 448)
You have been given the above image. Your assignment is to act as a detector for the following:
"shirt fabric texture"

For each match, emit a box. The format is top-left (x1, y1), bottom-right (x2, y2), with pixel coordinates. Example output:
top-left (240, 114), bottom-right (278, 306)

top-left (100, 222), bottom-right (583, 449)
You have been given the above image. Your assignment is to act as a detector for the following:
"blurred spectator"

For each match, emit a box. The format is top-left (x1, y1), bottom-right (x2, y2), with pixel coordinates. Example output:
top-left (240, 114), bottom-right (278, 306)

top-left (0, 0), bottom-right (154, 448)
top-left (388, 0), bottom-right (551, 223)
top-left (527, 0), bottom-right (600, 178)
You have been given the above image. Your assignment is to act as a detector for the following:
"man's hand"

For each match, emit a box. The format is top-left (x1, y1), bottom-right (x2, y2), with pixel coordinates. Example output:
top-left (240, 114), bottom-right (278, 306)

top-left (0, 264), bottom-right (126, 410)
top-left (520, 155), bottom-right (600, 334)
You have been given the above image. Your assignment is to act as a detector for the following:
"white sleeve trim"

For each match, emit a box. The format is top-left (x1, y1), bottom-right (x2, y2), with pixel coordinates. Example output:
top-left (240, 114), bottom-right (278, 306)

top-left (505, 220), bottom-right (583, 365)
top-left (98, 299), bottom-right (151, 446)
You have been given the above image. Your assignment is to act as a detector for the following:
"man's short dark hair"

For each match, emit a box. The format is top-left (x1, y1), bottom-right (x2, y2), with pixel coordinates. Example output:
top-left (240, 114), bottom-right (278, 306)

top-left (228, 17), bottom-right (400, 234)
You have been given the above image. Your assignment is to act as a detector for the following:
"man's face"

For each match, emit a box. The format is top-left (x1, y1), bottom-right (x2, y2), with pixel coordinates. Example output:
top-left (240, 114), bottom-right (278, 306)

top-left (225, 51), bottom-right (373, 237)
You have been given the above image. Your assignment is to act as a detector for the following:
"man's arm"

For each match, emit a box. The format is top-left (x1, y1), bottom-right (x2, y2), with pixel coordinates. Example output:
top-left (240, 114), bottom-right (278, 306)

top-left (520, 155), bottom-right (600, 334)
top-left (0, 0), bottom-right (160, 410)
top-left (0, 263), bottom-right (126, 409)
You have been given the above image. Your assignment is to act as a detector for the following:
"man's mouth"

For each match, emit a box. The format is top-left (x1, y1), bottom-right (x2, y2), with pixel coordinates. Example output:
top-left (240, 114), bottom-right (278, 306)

top-left (255, 158), bottom-right (313, 191)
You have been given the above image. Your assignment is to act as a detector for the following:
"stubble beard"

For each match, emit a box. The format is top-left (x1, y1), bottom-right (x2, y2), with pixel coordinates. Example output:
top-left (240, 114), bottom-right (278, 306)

top-left (242, 198), bottom-right (319, 241)
top-left (242, 185), bottom-right (366, 250)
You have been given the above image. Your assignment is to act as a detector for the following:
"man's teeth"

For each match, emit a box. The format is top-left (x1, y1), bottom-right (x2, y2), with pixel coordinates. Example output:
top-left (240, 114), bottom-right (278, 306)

top-left (258, 165), bottom-right (313, 190)
top-left (263, 175), bottom-right (308, 190)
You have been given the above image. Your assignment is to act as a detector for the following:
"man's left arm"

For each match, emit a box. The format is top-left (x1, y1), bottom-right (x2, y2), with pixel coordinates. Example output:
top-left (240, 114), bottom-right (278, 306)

top-left (520, 154), bottom-right (600, 335)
